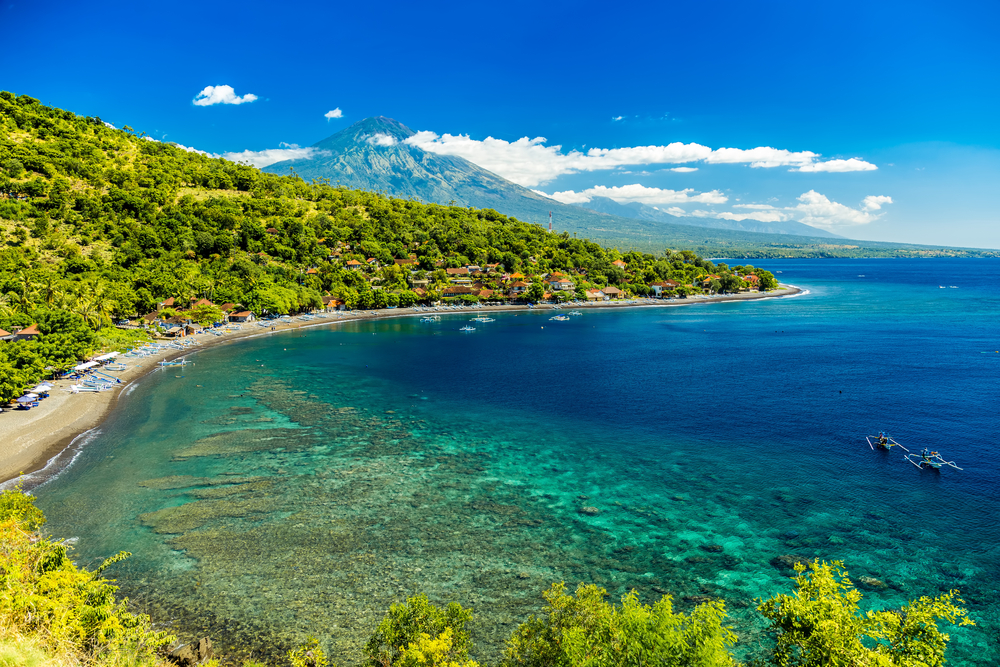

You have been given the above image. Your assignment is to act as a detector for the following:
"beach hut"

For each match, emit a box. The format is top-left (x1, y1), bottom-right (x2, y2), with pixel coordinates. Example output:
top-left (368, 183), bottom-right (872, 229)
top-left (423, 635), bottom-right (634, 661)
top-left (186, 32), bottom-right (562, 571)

top-left (585, 289), bottom-right (606, 302)
top-left (229, 311), bottom-right (255, 323)
top-left (602, 286), bottom-right (623, 300)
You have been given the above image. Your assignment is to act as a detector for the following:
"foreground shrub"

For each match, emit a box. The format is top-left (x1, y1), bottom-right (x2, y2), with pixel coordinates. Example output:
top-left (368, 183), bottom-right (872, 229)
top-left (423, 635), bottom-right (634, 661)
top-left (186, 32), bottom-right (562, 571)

top-left (755, 560), bottom-right (974, 667)
top-left (0, 486), bottom-right (174, 663)
top-left (503, 582), bottom-right (738, 667)
top-left (365, 594), bottom-right (474, 667)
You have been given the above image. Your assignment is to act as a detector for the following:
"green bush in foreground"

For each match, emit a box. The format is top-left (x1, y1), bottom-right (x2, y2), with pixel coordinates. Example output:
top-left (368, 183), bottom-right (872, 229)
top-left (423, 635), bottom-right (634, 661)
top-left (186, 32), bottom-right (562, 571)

top-left (365, 594), bottom-right (475, 667)
top-left (503, 582), bottom-right (737, 667)
top-left (755, 560), bottom-right (974, 667)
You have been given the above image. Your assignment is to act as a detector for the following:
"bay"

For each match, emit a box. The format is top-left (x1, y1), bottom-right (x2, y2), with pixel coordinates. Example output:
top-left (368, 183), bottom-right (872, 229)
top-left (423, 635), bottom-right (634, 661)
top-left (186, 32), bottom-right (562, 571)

top-left (34, 258), bottom-right (1000, 664)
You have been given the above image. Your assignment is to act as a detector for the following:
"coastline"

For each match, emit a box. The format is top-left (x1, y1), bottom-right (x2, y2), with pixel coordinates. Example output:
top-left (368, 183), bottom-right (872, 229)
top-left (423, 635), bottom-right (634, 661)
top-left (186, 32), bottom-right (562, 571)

top-left (0, 285), bottom-right (801, 486)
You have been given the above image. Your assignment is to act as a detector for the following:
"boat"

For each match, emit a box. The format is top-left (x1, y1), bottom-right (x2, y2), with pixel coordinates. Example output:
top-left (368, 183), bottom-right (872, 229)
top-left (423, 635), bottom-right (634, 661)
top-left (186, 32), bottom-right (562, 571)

top-left (159, 359), bottom-right (188, 367)
top-left (905, 448), bottom-right (962, 471)
top-left (470, 316), bottom-right (495, 322)
top-left (939, 285), bottom-right (946, 289)
top-left (949, 286), bottom-right (958, 289)
top-left (549, 315), bottom-right (570, 321)
top-left (420, 316), bottom-right (440, 323)
top-left (459, 325), bottom-right (476, 331)
top-left (866, 433), bottom-right (909, 452)
top-left (569, 311), bottom-right (582, 316)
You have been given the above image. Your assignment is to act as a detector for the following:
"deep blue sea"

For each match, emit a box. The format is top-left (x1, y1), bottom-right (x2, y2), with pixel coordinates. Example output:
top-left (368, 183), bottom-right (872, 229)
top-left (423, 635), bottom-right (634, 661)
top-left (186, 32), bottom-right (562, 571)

top-left (27, 258), bottom-right (1000, 664)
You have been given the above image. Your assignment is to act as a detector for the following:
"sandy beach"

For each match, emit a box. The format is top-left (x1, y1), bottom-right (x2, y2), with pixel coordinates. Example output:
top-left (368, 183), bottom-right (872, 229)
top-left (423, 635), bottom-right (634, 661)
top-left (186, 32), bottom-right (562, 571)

top-left (0, 285), bottom-right (800, 485)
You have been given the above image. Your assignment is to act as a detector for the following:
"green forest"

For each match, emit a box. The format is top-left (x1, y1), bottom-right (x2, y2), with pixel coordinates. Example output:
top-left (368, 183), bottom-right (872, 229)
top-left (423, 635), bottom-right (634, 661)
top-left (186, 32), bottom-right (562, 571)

top-left (0, 92), bottom-right (775, 401)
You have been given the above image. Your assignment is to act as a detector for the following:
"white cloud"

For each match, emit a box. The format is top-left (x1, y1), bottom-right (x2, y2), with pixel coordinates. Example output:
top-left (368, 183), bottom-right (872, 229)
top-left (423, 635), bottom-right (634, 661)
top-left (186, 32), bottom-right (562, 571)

top-left (172, 143), bottom-right (213, 156)
top-left (862, 195), bottom-right (893, 211)
top-left (103, 121), bottom-right (116, 129)
top-left (404, 131), bottom-right (876, 186)
top-left (192, 85), bottom-right (258, 106)
top-left (790, 190), bottom-right (892, 229)
top-left (325, 108), bottom-right (343, 120)
top-left (796, 157), bottom-right (877, 173)
top-left (669, 167), bottom-right (698, 172)
top-left (536, 183), bottom-right (727, 207)
top-left (365, 133), bottom-right (398, 147)
top-left (663, 192), bottom-right (892, 228)
top-left (220, 147), bottom-right (324, 168)
top-left (706, 146), bottom-right (817, 168)
top-left (612, 116), bottom-right (624, 121)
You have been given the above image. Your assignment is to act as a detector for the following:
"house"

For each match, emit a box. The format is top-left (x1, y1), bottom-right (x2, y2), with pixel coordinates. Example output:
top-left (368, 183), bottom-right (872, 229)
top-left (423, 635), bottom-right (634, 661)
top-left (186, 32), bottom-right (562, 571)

top-left (547, 275), bottom-right (574, 291)
top-left (466, 265), bottom-right (482, 273)
top-left (394, 258), bottom-right (416, 267)
top-left (184, 323), bottom-right (203, 335)
top-left (305, 268), bottom-right (318, 275)
top-left (446, 267), bottom-right (470, 276)
top-left (11, 324), bottom-right (41, 341)
top-left (346, 260), bottom-right (364, 270)
top-left (265, 227), bottom-right (279, 235)
top-left (612, 260), bottom-right (627, 269)
top-left (442, 286), bottom-right (475, 296)
top-left (218, 303), bottom-right (237, 313)
top-left (229, 311), bottom-right (256, 323)
top-left (163, 326), bottom-right (185, 337)
top-left (366, 258), bottom-right (379, 267)
top-left (648, 280), bottom-right (680, 297)
top-left (190, 298), bottom-right (215, 308)
top-left (159, 297), bottom-right (176, 308)
top-left (585, 289), bottom-right (606, 301)
top-left (413, 287), bottom-right (428, 299)
top-left (744, 274), bottom-right (760, 289)
top-left (509, 281), bottom-right (529, 294)
top-left (602, 286), bottom-right (623, 299)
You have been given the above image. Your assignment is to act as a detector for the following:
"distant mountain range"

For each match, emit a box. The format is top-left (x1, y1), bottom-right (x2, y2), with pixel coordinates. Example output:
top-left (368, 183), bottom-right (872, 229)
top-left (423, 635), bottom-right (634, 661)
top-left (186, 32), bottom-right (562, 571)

top-left (263, 118), bottom-right (993, 258)
top-left (263, 117), bottom-right (840, 244)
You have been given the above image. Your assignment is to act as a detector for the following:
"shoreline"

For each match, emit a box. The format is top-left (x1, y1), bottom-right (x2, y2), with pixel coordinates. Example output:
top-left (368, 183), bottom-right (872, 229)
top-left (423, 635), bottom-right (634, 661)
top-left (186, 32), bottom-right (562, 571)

top-left (0, 285), bottom-right (801, 486)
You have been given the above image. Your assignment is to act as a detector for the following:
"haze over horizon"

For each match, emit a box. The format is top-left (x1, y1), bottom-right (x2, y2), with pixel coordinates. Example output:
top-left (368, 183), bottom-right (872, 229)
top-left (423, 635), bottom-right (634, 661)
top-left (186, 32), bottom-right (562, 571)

top-left (4, 0), bottom-right (998, 248)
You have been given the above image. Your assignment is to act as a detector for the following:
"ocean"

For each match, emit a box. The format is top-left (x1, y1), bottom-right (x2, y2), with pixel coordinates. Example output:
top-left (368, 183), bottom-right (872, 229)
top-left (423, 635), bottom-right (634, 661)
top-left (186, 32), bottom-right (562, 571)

top-left (30, 258), bottom-right (1000, 664)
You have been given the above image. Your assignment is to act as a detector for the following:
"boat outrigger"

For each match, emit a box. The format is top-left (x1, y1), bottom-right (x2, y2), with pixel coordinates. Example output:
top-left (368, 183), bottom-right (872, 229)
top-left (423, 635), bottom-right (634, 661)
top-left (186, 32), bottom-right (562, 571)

top-left (866, 432), bottom-right (909, 452)
top-left (905, 448), bottom-right (963, 471)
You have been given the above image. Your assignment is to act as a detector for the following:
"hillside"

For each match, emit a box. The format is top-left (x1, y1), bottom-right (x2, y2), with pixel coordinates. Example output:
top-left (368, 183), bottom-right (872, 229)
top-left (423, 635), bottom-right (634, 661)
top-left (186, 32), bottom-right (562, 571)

top-left (0, 92), bottom-right (757, 400)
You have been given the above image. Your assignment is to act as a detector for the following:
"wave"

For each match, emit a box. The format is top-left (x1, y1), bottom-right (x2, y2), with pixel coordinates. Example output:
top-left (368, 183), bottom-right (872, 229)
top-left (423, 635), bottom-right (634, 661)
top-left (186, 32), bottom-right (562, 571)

top-left (0, 428), bottom-right (102, 493)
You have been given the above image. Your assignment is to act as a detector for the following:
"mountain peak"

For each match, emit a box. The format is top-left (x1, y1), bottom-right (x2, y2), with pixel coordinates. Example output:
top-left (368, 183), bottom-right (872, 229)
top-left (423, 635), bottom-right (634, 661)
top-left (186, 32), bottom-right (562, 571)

top-left (311, 116), bottom-right (415, 153)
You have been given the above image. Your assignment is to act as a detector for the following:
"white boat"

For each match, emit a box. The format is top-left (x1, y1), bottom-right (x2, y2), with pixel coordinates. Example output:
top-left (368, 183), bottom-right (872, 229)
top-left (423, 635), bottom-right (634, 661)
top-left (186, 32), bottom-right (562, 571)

top-left (470, 316), bottom-right (495, 322)
top-left (569, 311), bottom-right (582, 316)
top-left (549, 315), bottom-right (570, 321)
top-left (159, 359), bottom-right (188, 367)
top-left (459, 325), bottom-right (476, 331)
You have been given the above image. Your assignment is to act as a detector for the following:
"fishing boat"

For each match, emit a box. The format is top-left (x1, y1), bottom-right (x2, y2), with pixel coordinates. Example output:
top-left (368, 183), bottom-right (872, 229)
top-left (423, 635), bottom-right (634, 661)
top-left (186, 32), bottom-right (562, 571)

top-left (905, 448), bottom-right (962, 471)
top-left (159, 359), bottom-right (188, 367)
top-left (549, 315), bottom-right (570, 321)
top-left (470, 316), bottom-right (495, 323)
top-left (459, 325), bottom-right (476, 332)
top-left (420, 316), bottom-right (440, 323)
top-left (569, 311), bottom-right (582, 316)
top-left (866, 433), bottom-right (909, 452)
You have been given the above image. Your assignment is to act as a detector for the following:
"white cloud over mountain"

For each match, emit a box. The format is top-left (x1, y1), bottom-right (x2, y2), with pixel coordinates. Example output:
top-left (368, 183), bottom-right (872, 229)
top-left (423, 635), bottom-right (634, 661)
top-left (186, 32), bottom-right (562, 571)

top-left (365, 133), bottom-right (398, 147)
top-left (192, 85), bottom-right (258, 106)
top-left (682, 191), bottom-right (893, 229)
top-left (537, 184), bottom-right (727, 206)
top-left (325, 108), bottom-right (343, 120)
top-left (219, 147), bottom-right (324, 168)
top-left (404, 131), bottom-right (876, 187)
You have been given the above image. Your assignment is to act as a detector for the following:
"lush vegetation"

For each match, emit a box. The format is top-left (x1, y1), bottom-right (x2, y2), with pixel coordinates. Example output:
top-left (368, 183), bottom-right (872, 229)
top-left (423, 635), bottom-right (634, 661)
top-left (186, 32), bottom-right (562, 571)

top-left (0, 486), bottom-right (974, 667)
top-left (0, 92), bottom-right (778, 402)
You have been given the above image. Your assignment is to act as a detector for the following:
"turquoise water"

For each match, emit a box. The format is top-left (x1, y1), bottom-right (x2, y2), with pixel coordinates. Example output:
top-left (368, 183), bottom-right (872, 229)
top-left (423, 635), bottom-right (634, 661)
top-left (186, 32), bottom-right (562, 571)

top-left (27, 258), bottom-right (1000, 664)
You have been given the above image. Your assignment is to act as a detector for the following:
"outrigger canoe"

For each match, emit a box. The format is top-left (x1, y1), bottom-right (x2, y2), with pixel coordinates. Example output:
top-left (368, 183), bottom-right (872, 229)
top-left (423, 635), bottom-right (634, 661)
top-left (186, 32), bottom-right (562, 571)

top-left (866, 434), bottom-right (909, 452)
top-left (905, 449), bottom-right (963, 471)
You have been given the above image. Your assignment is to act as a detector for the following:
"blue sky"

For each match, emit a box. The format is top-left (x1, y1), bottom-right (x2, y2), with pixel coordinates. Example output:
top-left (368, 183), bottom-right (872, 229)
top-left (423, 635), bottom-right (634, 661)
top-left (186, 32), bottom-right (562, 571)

top-left (3, 0), bottom-right (999, 247)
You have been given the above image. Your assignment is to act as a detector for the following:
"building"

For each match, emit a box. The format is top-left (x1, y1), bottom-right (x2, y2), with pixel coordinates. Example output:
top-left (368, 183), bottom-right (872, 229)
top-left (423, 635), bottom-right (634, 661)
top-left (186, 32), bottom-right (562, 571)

top-left (509, 281), bottom-right (529, 295)
top-left (602, 286), bottom-right (623, 299)
top-left (229, 311), bottom-right (256, 323)
top-left (585, 289), bottom-right (606, 301)
top-left (10, 324), bottom-right (41, 341)
top-left (346, 260), bottom-right (364, 271)
top-left (612, 260), bottom-right (627, 269)
top-left (547, 275), bottom-right (574, 291)
top-left (648, 280), bottom-right (680, 297)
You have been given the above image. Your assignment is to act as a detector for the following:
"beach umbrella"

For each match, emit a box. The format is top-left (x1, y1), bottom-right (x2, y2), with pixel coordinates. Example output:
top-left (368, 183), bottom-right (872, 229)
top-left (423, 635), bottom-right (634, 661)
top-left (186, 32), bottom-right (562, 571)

top-left (16, 396), bottom-right (33, 403)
